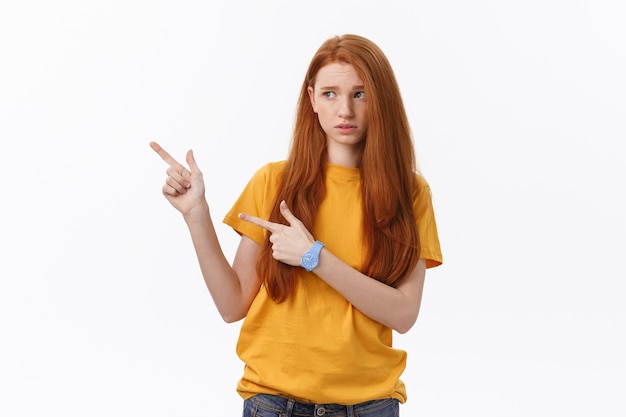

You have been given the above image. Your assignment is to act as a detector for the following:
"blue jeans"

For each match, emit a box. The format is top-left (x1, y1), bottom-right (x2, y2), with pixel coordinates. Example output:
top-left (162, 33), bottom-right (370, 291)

top-left (242, 394), bottom-right (400, 417)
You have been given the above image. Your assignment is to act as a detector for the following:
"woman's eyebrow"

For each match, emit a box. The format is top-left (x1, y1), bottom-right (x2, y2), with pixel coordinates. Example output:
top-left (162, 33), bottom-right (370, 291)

top-left (318, 84), bottom-right (365, 90)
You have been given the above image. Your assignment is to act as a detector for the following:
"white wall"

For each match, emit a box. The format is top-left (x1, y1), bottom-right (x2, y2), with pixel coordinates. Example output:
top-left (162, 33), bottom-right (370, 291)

top-left (1, 1), bottom-right (624, 415)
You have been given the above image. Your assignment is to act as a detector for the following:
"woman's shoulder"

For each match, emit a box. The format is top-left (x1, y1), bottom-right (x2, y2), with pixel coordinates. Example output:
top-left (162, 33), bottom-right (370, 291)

top-left (244, 160), bottom-right (288, 189)
top-left (253, 160), bottom-right (288, 178)
top-left (264, 160), bottom-right (287, 171)
top-left (413, 171), bottom-right (431, 190)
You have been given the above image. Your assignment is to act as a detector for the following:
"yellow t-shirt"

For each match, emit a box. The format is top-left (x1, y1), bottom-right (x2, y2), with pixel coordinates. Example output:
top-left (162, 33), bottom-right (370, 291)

top-left (223, 161), bottom-right (442, 405)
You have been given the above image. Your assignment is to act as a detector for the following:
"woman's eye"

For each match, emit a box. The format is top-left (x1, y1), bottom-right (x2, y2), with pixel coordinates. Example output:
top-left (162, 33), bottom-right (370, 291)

top-left (354, 91), bottom-right (365, 99)
top-left (323, 91), bottom-right (335, 98)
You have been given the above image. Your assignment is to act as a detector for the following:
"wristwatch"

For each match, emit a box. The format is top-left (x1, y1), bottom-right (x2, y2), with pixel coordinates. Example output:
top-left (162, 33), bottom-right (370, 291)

top-left (301, 241), bottom-right (325, 272)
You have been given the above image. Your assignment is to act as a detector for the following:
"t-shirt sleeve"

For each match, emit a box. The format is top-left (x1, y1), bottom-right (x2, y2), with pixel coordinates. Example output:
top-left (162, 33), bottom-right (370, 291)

top-left (413, 175), bottom-right (443, 268)
top-left (223, 163), bottom-right (280, 245)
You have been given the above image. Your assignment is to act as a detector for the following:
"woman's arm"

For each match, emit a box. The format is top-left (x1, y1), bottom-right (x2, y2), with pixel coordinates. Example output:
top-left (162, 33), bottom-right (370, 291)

top-left (239, 200), bottom-right (426, 333)
top-left (184, 204), bottom-right (261, 322)
top-left (315, 253), bottom-right (425, 334)
top-left (150, 142), bottom-right (261, 323)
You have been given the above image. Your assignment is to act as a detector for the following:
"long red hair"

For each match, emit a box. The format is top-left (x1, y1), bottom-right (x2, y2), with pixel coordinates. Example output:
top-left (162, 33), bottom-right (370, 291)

top-left (257, 34), bottom-right (420, 302)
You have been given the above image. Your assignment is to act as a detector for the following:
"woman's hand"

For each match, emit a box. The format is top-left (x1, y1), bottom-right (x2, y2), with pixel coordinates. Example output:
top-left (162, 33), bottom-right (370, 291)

top-left (150, 141), bottom-right (207, 216)
top-left (239, 201), bottom-right (315, 266)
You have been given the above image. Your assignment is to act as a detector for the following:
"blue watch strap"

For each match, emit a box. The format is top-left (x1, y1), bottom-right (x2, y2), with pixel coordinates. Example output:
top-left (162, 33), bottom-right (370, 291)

top-left (301, 241), bottom-right (325, 272)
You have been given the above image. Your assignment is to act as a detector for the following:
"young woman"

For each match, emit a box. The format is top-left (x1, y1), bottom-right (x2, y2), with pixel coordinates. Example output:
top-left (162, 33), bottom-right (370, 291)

top-left (151, 34), bottom-right (442, 417)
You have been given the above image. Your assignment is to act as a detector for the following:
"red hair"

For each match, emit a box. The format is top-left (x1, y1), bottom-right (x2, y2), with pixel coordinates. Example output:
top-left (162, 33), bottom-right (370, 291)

top-left (257, 34), bottom-right (420, 302)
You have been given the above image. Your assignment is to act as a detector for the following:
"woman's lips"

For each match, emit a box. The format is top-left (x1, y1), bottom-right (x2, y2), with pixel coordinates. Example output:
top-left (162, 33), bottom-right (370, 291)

top-left (335, 123), bottom-right (357, 134)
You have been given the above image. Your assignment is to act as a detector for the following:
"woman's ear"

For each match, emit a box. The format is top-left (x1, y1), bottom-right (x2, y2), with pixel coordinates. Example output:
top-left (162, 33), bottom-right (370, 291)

top-left (307, 86), bottom-right (318, 113)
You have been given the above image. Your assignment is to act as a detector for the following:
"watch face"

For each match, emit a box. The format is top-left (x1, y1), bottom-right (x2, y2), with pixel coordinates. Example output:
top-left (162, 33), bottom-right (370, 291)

top-left (302, 253), bottom-right (318, 270)
top-left (302, 241), bottom-right (324, 272)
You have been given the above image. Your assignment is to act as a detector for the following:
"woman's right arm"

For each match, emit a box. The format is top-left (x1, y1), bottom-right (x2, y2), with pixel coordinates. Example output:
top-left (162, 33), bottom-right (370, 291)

top-left (150, 142), bottom-right (261, 323)
top-left (184, 203), bottom-right (261, 322)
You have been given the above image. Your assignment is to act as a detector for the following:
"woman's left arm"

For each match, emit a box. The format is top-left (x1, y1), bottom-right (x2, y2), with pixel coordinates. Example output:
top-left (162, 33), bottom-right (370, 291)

top-left (315, 252), bottom-right (426, 334)
top-left (239, 200), bottom-right (427, 333)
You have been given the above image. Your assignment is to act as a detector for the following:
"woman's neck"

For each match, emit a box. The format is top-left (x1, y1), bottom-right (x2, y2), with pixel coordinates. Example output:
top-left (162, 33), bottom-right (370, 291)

top-left (326, 142), bottom-right (363, 168)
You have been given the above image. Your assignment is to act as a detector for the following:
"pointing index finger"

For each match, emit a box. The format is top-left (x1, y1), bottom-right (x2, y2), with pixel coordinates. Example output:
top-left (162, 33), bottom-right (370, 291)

top-left (238, 213), bottom-right (279, 233)
top-left (150, 141), bottom-right (180, 167)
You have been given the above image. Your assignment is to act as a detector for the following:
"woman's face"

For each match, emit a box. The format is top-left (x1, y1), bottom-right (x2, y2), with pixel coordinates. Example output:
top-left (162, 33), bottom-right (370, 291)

top-left (308, 62), bottom-right (368, 156)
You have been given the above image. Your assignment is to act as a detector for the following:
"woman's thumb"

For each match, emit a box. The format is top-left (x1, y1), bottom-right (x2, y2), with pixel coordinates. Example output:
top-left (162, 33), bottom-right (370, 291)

top-left (186, 149), bottom-right (199, 172)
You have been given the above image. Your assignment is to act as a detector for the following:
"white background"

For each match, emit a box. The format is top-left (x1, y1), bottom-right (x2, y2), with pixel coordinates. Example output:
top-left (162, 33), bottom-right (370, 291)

top-left (1, 1), bottom-right (625, 415)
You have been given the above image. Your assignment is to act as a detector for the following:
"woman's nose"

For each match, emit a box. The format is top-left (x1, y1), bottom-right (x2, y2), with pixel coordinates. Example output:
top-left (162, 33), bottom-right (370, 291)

top-left (338, 98), bottom-right (354, 118)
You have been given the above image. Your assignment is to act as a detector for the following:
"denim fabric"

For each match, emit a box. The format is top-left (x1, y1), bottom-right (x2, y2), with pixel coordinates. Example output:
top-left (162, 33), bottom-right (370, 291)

top-left (242, 394), bottom-right (400, 417)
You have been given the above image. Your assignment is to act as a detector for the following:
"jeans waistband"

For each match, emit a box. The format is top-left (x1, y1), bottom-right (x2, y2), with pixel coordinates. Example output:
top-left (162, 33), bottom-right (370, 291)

top-left (248, 393), bottom-right (396, 417)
